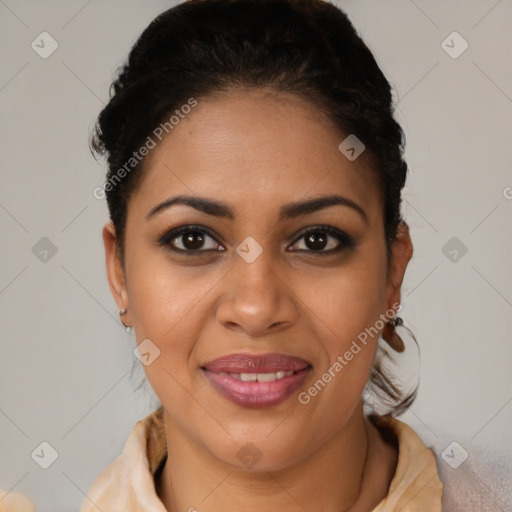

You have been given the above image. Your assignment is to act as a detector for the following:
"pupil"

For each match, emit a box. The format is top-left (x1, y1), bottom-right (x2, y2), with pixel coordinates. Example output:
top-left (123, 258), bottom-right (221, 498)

top-left (183, 232), bottom-right (204, 250)
top-left (306, 232), bottom-right (327, 250)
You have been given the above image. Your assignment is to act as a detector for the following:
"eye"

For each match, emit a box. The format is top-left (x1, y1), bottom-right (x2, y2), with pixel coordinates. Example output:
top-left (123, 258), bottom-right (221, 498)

top-left (157, 225), bottom-right (225, 253)
top-left (157, 224), bottom-right (355, 256)
top-left (288, 225), bottom-right (355, 255)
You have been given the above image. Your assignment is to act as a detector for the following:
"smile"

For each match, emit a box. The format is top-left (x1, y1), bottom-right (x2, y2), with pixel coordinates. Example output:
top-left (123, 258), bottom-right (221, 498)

top-left (202, 353), bottom-right (312, 408)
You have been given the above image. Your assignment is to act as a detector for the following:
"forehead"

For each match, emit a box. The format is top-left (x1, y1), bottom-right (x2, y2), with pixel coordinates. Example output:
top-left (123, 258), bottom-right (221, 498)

top-left (130, 89), bottom-right (381, 222)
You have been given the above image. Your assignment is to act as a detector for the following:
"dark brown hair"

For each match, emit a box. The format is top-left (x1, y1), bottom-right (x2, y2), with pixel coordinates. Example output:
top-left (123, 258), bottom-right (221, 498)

top-left (91, 0), bottom-right (416, 415)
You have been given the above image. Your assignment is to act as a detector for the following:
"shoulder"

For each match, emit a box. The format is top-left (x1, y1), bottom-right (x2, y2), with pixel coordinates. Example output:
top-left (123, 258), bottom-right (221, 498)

top-left (369, 414), bottom-right (443, 512)
top-left (372, 414), bottom-right (511, 512)
top-left (79, 407), bottom-right (167, 512)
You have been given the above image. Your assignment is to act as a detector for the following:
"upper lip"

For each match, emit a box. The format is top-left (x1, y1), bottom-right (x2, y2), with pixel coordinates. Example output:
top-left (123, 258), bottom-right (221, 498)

top-left (203, 353), bottom-right (311, 373)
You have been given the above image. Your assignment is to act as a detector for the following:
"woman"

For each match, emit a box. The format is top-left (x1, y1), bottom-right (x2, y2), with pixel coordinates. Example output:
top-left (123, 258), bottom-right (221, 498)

top-left (83, 0), bottom-right (443, 510)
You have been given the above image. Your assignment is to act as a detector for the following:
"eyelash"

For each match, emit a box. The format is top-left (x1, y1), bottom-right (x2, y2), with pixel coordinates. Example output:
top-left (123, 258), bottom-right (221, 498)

top-left (157, 224), bottom-right (356, 256)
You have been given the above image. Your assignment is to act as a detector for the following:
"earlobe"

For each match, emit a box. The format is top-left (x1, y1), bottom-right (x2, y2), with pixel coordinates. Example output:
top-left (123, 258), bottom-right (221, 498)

top-left (102, 222), bottom-right (129, 318)
top-left (385, 221), bottom-right (414, 310)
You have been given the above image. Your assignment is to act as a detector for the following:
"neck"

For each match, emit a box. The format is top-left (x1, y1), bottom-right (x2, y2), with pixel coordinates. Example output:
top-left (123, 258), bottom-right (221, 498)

top-left (157, 402), bottom-right (397, 512)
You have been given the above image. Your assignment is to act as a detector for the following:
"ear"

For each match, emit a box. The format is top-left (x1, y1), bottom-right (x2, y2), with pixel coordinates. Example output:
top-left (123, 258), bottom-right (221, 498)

top-left (385, 221), bottom-right (414, 313)
top-left (103, 221), bottom-right (130, 323)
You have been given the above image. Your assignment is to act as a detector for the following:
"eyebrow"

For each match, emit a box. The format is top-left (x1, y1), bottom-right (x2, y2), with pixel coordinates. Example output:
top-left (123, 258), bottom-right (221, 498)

top-left (146, 194), bottom-right (368, 224)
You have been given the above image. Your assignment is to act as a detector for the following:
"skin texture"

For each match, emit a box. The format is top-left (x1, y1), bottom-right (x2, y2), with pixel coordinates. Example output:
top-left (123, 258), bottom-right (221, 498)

top-left (103, 89), bottom-right (413, 511)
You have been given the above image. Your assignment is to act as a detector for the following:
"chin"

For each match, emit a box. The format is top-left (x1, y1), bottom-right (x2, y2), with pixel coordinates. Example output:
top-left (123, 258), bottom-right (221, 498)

top-left (206, 425), bottom-right (321, 473)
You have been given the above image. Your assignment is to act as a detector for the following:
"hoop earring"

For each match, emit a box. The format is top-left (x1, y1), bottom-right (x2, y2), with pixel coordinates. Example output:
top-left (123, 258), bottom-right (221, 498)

top-left (381, 315), bottom-right (419, 355)
top-left (119, 308), bottom-right (132, 333)
top-left (363, 314), bottom-right (420, 416)
top-left (381, 316), bottom-right (405, 352)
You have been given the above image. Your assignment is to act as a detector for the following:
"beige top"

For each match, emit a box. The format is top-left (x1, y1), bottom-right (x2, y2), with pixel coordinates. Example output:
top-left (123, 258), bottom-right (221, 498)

top-left (79, 407), bottom-right (443, 511)
top-left (0, 408), bottom-right (443, 511)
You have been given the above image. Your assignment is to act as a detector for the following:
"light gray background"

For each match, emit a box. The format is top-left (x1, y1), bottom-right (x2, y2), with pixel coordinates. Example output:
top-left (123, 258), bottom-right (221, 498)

top-left (0, 1), bottom-right (511, 510)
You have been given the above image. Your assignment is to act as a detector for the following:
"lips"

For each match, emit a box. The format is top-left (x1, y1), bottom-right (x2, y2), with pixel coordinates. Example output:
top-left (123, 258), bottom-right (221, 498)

top-left (202, 353), bottom-right (312, 408)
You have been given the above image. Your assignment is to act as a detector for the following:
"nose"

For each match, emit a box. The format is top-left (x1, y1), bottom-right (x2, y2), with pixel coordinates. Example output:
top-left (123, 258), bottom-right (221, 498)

top-left (215, 247), bottom-right (299, 338)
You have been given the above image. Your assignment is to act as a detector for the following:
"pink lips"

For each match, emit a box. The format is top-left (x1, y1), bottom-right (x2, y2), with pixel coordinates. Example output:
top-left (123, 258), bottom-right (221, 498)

top-left (202, 353), bottom-right (312, 408)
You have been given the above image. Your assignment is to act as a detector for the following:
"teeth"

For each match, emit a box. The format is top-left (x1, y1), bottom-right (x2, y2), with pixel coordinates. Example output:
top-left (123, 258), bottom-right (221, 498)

top-left (257, 372), bottom-right (277, 382)
top-left (240, 373), bottom-right (257, 382)
top-left (228, 371), bottom-right (295, 382)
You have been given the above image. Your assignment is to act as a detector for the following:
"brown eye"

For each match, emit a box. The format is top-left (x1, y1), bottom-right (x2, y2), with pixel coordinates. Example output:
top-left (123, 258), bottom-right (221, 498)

top-left (289, 226), bottom-right (355, 255)
top-left (304, 231), bottom-right (329, 251)
top-left (176, 231), bottom-right (207, 251)
top-left (158, 225), bottom-right (225, 253)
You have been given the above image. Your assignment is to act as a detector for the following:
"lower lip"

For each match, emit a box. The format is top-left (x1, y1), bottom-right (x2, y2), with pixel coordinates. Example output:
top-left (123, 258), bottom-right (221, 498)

top-left (203, 367), bottom-right (311, 408)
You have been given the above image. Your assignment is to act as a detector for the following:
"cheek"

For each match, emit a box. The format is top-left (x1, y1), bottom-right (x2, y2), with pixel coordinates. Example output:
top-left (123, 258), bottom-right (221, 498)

top-left (299, 284), bottom-right (381, 411)
top-left (293, 245), bottom-right (387, 409)
top-left (296, 241), bottom-right (387, 343)
top-left (124, 248), bottom-right (211, 385)
top-left (125, 240), bottom-right (214, 337)
top-left (295, 284), bottom-right (382, 441)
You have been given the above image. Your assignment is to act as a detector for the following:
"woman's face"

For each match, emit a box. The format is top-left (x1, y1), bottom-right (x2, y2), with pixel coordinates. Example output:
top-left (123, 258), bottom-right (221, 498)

top-left (104, 89), bottom-right (412, 470)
